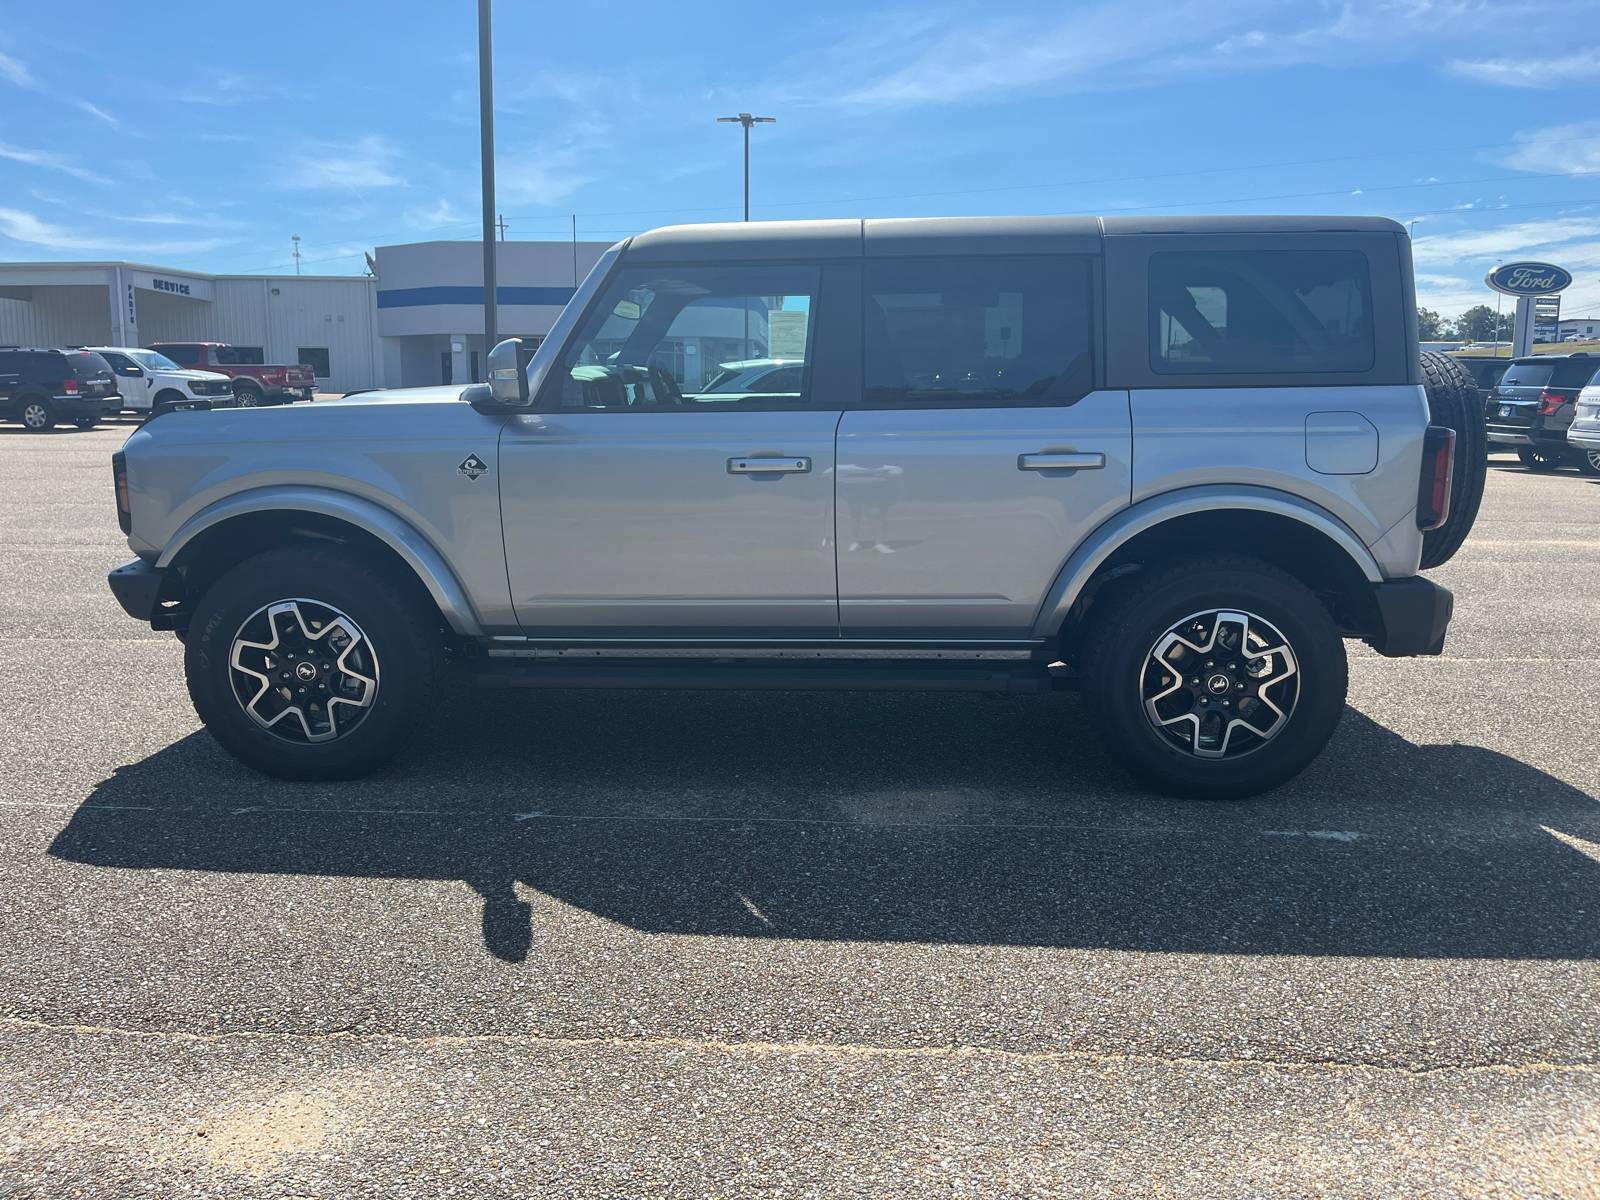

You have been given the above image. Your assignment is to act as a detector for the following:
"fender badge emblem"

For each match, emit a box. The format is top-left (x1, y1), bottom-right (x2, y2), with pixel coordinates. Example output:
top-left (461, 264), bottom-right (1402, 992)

top-left (458, 454), bottom-right (489, 481)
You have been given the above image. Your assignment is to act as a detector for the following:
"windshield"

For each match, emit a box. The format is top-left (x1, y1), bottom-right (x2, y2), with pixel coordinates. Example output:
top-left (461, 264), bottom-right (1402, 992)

top-left (128, 349), bottom-right (181, 371)
top-left (1500, 363), bottom-right (1553, 388)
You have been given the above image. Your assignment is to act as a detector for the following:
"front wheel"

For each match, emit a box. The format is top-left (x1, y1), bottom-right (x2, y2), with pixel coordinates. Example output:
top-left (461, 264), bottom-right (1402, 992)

top-left (1079, 555), bottom-right (1348, 800)
top-left (1518, 446), bottom-right (1566, 472)
top-left (185, 546), bottom-right (441, 780)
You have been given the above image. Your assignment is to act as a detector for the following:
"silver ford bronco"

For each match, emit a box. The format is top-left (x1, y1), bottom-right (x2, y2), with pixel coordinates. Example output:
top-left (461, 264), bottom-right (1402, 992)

top-left (107, 216), bottom-right (1485, 798)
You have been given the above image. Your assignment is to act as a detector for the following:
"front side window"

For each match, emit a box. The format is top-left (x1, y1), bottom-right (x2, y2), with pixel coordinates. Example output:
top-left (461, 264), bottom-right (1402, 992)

top-left (1150, 250), bottom-right (1374, 374)
top-left (864, 257), bottom-right (1093, 406)
top-left (547, 264), bottom-right (819, 410)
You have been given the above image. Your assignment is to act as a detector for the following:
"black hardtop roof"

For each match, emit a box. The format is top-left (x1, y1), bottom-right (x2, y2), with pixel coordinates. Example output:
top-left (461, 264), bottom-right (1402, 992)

top-left (622, 215), bottom-right (1408, 263)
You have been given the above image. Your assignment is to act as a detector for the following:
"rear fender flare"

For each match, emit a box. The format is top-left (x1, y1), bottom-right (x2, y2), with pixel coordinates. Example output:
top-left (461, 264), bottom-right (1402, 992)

top-left (1030, 484), bottom-right (1385, 638)
top-left (154, 485), bottom-right (485, 636)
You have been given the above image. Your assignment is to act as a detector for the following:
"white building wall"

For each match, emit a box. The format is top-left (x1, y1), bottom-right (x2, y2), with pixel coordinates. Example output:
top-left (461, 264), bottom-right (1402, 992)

top-left (0, 285), bottom-right (112, 347)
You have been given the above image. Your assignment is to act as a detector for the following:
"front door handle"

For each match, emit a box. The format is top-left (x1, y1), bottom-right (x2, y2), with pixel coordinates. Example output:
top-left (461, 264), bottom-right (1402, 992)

top-left (728, 456), bottom-right (810, 474)
top-left (1018, 451), bottom-right (1105, 471)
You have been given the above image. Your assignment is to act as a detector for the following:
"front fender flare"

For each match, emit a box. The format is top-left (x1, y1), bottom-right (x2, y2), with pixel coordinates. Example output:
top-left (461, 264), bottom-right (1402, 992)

top-left (1030, 484), bottom-right (1385, 638)
top-left (155, 485), bottom-right (485, 637)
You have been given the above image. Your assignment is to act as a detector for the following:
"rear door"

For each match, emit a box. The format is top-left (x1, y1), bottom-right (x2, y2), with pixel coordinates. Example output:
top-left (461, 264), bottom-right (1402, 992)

top-left (835, 254), bottom-right (1130, 637)
top-left (500, 261), bottom-right (845, 637)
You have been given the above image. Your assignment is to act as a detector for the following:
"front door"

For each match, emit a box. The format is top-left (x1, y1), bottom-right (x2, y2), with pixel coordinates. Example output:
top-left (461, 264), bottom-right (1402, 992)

top-left (101, 351), bottom-right (152, 409)
top-left (836, 255), bottom-right (1131, 637)
top-left (501, 262), bottom-right (843, 637)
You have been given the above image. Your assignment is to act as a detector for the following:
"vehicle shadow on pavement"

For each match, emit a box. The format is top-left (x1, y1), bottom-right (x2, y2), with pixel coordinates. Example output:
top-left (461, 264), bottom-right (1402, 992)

top-left (47, 690), bottom-right (1600, 963)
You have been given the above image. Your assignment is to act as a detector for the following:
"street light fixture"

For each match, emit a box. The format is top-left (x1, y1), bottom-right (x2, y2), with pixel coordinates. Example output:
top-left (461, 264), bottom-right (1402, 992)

top-left (716, 113), bottom-right (776, 222)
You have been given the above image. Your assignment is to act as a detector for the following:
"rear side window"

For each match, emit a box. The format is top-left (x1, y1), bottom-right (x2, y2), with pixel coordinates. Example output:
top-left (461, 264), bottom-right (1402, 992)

top-left (1150, 251), bottom-right (1374, 374)
top-left (864, 257), bottom-right (1093, 406)
top-left (1499, 363), bottom-right (1552, 388)
top-left (158, 345), bottom-right (201, 366)
top-left (1551, 360), bottom-right (1600, 389)
top-left (214, 346), bottom-right (264, 365)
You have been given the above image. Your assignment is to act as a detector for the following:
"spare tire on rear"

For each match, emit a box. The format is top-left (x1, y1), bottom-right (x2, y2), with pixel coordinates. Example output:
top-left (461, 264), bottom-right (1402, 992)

top-left (1418, 351), bottom-right (1486, 569)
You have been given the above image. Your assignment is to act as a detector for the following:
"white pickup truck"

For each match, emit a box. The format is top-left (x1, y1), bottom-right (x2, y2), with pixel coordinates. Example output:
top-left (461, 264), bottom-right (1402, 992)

top-left (86, 347), bottom-right (235, 414)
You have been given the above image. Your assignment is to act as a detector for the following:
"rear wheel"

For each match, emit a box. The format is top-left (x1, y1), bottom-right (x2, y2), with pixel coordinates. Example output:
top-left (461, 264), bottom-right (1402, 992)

top-left (1572, 449), bottom-right (1600, 477)
top-left (1518, 446), bottom-right (1565, 472)
top-left (1080, 555), bottom-right (1347, 800)
top-left (1418, 352), bottom-right (1486, 568)
top-left (19, 397), bottom-right (55, 431)
top-left (233, 386), bottom-right (264, 408)
top-left (185, 546), bottom-right (441, 780)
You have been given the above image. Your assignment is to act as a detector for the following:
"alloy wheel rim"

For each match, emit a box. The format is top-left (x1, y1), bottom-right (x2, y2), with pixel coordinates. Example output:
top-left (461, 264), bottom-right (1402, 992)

top-left (229, 599), bottom-right (379, 743)
top-left (236, 392), bottom-right (259, 407)
top-left (1141, 609), bottom-right (1300, 760)
top-left (1589, 451), bottom-right (1600, 473)
top-left (22, 403), bottom-right (47, 429)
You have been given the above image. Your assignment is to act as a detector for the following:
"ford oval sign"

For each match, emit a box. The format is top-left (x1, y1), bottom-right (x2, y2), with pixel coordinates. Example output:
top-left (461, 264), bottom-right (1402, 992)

top-left (1485, 261), bottom-right (1572, 296)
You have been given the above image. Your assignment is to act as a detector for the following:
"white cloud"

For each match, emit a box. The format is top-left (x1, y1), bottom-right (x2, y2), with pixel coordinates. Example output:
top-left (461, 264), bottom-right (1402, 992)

top-left (1498, 121), bottom-right (1600, 177)
top-left (0, 206), bottom-right (229, 255)
top-left (0, 50), bottom-right (32, 87)
top-left (75, 100), bottom-right (119, 128)
top-left (1447, 47), bottom-right (1600, 88)
top-left (281, 136), bottom-right (405, 191)
top-left (404, 199), bottom-right (467, 231)
top-left (498, 121), bottom-right (604, 207)
top-left (0, 141), bottom-right (112, 186)
top-left (777, 0), bottom-right (1552, 111)
top-left (1412, 216), bottom-right (1600, 267)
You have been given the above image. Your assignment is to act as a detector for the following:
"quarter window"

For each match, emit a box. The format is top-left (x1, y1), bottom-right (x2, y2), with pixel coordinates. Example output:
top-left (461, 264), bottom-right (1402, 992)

top-left (548, 265), bottom-right (819, 410)
top-left (1149, 250), bottom-right (1375, 374)
top-left (864, 257), bottom-right (1094, 407)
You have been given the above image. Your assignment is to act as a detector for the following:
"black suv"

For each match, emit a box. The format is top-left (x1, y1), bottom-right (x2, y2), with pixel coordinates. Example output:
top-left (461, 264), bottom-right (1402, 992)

top-left (0, 348), bottom-right (122, 432)
top-left (1452, 354), bottom-right (1511, 413)
top-left (1485, 354), bottom-right (1600, 471)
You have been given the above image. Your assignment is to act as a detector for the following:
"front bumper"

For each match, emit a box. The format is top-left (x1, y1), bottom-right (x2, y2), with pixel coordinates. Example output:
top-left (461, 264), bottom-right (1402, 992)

top-left (108, 557), bottom-right (163, 622)
top-left (1363, 576), bottom-right (1453, 658)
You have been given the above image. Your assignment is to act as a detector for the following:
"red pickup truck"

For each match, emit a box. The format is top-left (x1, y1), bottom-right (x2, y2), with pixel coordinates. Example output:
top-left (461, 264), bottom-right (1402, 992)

top-left (146, 343), bottom-right (317, 406)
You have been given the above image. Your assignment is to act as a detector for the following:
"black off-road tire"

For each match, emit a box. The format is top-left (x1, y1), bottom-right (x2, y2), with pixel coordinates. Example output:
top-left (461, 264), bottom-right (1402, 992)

top-left (1079, 554), bottom-right (1348, 800)
top-left (1419, 351), bottom-right (1486, 569)
top-left (185, 546), bottom-right (442, 781)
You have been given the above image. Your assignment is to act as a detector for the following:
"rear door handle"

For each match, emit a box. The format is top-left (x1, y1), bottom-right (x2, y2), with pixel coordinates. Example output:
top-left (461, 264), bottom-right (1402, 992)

top-left (1018, 451), bottom-right (1105, 471)
top-left (728, 456), bottom-right (810, 474)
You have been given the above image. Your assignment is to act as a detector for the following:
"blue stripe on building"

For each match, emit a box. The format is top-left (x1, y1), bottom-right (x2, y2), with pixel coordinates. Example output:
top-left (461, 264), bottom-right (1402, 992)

top-left (377, 286), bottom-right (578, 309)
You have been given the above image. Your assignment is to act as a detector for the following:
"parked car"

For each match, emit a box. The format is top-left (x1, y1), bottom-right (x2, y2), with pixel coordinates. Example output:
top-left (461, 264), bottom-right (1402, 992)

top-left (1564, 369), bottom-right (1600, 475)
top-left (1484, 354), bottom-right (1600, 470)
top-left (0, 347), bottom-right (121, 431)
top-left (144, 342), bottom-right (316, 406)
top-left (699, 358), bottom-right (806, 399)
top-left (1450, 354), bottom-right (1512, 425)
top-left (107, 214), bottom-right (1481, 800)
top-left (85, 347), bottom-right (234, 414)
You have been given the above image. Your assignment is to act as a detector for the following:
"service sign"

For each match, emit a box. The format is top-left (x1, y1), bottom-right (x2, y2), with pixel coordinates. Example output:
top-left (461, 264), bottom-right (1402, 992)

top-left (1485, 261), bottom-right (1572, 296)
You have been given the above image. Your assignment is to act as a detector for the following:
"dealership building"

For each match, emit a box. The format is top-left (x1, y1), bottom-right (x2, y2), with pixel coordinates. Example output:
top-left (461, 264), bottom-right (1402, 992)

top-left (0, 237), bottom-right (614, 394)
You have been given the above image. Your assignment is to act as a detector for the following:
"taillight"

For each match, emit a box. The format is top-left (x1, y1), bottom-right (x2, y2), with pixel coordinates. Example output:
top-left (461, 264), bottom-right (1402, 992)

top-left (1416, 426), bottom-right (1455, 533)
top-left (111, 451), bottom-right (131, 534)
top-left (1537, 391), bottom-right (1566, 415)
top-left (62, 378), bottom-right (79, 394)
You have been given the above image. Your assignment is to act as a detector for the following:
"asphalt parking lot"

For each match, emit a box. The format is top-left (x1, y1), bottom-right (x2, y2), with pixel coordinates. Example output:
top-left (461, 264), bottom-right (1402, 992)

top-left (1, 419), bottom-right (1597, 1198)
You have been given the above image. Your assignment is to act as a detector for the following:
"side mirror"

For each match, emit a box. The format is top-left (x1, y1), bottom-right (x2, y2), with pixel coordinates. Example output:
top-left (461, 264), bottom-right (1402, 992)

top-left (487, 338), bottom-right (529, 404)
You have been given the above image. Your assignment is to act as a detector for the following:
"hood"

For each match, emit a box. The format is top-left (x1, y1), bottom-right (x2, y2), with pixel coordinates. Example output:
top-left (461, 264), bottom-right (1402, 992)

top-left (328, 386), bottom-right (468, 403)
top-left (169, 369), bottom-right (231, 382)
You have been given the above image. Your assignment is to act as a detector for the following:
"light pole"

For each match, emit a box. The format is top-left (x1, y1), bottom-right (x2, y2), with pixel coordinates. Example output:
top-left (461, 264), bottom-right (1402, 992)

top-left (477, 0), bottom-right (498, 356)
top-left (716, 113), bottom-right (775, 221)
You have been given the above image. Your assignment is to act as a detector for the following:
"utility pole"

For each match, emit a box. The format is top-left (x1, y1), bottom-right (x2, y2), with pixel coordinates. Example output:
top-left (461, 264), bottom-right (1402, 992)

top-left (477, 0), bottom-right (498, 353)
top-left (716, 112), bottom-right (775, 221)
top-left (496, 213), bottom-right (508, 242)
top-left (291, 234), bottom-right (301, 276)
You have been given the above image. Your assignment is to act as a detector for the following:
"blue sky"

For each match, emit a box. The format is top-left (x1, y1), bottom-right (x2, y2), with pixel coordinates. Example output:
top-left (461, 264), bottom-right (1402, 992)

top-left (3, 0), bottom-right (1599, 320)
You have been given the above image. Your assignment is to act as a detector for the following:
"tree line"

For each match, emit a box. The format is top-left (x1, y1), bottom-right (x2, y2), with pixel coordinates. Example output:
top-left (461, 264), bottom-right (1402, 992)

top-left (1418, 305), bottom-right (1513, 343)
